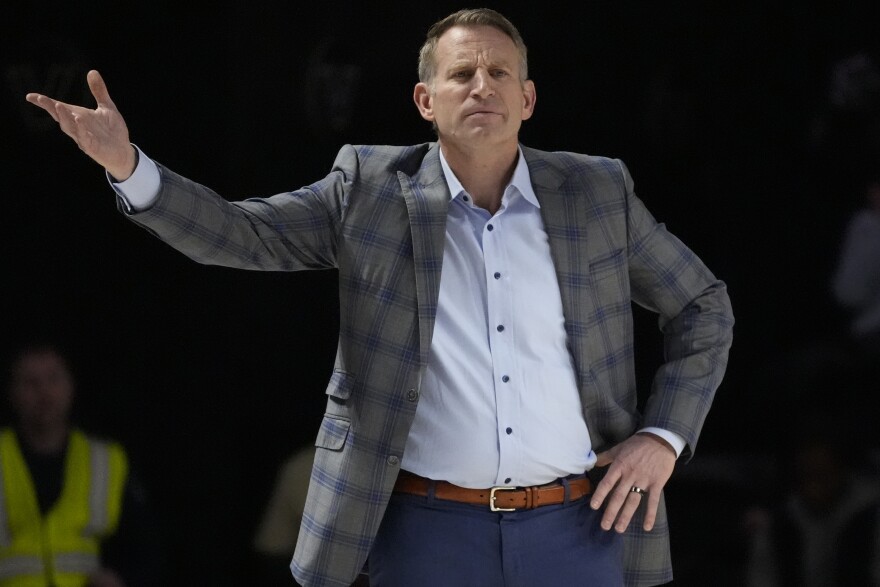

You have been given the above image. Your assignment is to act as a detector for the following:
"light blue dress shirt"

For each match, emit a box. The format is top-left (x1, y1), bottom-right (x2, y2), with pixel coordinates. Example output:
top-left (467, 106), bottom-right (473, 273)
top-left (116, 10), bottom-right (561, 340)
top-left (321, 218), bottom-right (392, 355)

top-left (399, 149), bottom-right (596, 488)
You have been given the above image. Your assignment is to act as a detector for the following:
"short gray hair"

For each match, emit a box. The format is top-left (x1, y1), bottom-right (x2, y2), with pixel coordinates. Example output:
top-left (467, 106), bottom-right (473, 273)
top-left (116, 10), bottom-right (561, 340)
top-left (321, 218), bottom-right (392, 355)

top-left (417, 8), bottom-right (529, 85)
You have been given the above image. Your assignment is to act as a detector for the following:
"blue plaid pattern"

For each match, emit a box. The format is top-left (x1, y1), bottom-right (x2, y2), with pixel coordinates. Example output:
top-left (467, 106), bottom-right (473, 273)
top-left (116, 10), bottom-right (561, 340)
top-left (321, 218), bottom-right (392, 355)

top-left (125, 143), bottom-right (733, 587)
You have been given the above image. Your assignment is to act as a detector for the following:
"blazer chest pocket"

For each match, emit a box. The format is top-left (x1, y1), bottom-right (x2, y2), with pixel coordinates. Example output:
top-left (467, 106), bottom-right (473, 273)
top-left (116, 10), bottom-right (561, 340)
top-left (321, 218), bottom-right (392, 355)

top-left (588, 249), bottom-right (627, 302)
top-left (589, 249), bottom-right (625, 280)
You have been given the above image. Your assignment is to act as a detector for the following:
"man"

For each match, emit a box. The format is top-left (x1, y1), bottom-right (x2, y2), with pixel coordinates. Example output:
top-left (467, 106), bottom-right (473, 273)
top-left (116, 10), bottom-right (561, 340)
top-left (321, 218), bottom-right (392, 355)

top-left (0, 345), bottom-right (160, 587)
top-left (26, 8), bottom-right (733, 587)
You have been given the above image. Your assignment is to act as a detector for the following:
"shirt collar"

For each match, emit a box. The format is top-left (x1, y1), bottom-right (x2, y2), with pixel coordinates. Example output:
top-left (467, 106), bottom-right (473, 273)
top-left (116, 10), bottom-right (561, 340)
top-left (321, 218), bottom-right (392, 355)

top-left (438, 146), bottom-right (540, 209)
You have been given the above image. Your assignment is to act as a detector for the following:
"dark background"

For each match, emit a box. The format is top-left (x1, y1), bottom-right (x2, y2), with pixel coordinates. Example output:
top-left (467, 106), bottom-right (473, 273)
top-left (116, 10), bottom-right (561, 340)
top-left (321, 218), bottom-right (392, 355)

top-left (3, 1), bottom-right (879, 585)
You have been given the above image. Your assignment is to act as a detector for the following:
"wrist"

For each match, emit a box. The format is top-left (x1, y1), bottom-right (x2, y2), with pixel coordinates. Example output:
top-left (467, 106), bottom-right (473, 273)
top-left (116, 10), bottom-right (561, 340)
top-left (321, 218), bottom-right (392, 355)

top-left (637, 431), bottom-right (677, 456)
top-left (107, 145), bottom-right (137, 182)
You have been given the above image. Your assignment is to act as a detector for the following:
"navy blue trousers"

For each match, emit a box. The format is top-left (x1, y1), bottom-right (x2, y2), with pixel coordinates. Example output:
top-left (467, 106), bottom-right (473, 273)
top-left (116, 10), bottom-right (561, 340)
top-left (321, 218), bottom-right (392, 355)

top-left (368, 481), bottom-right (624, 587)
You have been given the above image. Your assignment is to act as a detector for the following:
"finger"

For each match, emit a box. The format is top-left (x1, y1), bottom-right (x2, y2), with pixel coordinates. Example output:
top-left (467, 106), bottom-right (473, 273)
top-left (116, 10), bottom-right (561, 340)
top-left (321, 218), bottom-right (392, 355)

top-left (590, 467), bottom-right (619, 511)
top-left (642, 490), bottom-right (661, 531)
top-left (613, 491), bottom-right (644, 533)
top-left (53, 102), bottom-right (79, 135)
top-left (25, 94), bottom-right (62, 122)
top-left (53, 103), bottom-right (91, 146)
top-left (599, 482), bottom-right (632, 531)
top-left (87, 70), bottom-right (117, 111)
top-left (594, 451), bottom-right (612, 468)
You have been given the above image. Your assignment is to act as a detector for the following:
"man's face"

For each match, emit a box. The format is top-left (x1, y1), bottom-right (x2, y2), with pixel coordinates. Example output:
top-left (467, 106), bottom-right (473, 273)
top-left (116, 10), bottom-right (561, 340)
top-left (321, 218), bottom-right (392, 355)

top-left (10, 350), bottom-right (74, 433)
top-left (414, 25), bottom-right (536, 152)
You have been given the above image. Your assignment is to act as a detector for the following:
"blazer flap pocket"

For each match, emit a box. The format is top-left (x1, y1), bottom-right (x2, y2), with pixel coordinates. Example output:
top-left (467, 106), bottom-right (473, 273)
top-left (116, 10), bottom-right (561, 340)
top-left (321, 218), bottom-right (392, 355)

top-left (315, 415), bottom-right (351, 450)
top-left (325, 369), bottom-right (354, 401)
top-left (589, 249), bottom-right (625, 278)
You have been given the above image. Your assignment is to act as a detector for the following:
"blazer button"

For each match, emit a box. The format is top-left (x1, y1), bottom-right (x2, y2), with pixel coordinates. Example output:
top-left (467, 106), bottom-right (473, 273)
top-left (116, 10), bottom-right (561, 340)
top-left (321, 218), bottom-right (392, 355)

top-left (406, 389), bottom-right (419, 402)
top-left (387, 455), bottom-right (400, 466)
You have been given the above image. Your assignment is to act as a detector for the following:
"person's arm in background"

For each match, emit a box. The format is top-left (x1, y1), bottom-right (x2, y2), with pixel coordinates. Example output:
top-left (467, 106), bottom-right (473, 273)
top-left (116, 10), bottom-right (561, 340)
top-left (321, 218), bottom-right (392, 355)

top-left (253, 447), bottom-right (315, 586)
top-left (832, 211), bottom-right (880, 311)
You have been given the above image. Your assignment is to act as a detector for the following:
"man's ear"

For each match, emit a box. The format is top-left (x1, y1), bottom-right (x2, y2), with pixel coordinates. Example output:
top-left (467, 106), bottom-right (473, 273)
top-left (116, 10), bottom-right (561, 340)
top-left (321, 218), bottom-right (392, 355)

top-left (413, 82), bottom-right (434, 122)
top-left (521, 79), bottom-right (536, 121)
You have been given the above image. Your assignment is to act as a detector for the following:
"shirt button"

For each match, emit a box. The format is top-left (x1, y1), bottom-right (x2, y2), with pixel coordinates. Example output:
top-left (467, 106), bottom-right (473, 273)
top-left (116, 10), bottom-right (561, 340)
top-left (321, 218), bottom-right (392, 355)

top-left (494, 272), bottom-right (501, 279)
top-left (506, 427), bottom-right (513, 435)
top-left (505, 477), bottom-right (512, 484)
top-left (387, 455), bottom-right (400, 466)
top-left (496, 325), bottom-right (505, 332)
top-left (487, 224), bottom-right (494, 231)
top-left (462, 195), bottom-right (469, 202)
top-left (501, 375), bottom-right (510, 383)
top-left (406, 389), bottom-right (419, 402)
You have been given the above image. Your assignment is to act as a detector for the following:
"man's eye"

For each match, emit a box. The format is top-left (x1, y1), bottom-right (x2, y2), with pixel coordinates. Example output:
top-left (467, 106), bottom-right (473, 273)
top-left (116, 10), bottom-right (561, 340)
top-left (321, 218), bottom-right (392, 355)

top-left (492, 70), bottom-right (508, 78)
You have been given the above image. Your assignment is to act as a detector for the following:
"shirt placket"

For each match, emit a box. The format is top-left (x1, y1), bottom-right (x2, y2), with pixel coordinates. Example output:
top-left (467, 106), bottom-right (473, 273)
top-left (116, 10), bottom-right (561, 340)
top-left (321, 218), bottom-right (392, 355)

top-left (481, 199), bottom-right (522, 487)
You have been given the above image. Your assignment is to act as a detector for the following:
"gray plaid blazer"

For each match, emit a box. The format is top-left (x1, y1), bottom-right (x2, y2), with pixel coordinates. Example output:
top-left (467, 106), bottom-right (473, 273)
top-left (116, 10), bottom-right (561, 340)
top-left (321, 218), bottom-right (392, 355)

top-left (125, 143), bottom-right (733, 587)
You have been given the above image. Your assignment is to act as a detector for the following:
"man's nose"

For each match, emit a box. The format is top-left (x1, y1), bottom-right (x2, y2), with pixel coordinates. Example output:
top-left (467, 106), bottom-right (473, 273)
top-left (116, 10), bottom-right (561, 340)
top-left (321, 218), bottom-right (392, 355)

top-left (470, 69), bottom-right (495, 98)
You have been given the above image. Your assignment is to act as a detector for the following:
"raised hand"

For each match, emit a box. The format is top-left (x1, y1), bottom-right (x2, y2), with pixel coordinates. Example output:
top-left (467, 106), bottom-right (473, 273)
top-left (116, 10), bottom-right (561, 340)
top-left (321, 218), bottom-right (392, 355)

top-left (26, 70), bottom-right (136, 181)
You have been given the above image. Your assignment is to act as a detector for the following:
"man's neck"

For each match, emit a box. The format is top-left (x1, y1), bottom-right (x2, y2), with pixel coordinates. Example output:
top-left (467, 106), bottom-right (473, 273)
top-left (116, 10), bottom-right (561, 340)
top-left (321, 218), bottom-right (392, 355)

top-left (18, 424), bottom-right (69, 456)
top-left (439, 140), bottom-right (519, 215)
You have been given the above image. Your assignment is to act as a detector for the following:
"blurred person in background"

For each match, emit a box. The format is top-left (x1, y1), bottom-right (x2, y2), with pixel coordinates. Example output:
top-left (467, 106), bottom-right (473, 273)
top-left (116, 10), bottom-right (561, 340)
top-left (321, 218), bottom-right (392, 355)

top-left (253, 444), bottom-right (369, 586)
top-left (832, 175), bottom-right (880, 358)
top-left (0, 344), bottom-right (163, 587)
top-left (743, 408), bottom-right (880, 587)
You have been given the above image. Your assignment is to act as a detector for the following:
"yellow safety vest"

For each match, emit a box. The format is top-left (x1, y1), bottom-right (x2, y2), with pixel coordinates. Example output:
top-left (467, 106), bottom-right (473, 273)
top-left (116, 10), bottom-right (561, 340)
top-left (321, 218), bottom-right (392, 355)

top-left (0, 428), bottom-right (128, 587)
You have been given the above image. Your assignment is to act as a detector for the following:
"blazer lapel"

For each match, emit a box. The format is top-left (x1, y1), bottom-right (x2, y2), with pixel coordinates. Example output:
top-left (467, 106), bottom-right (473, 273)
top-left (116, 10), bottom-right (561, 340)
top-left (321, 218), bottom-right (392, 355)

top-left (398, 143), bottom-right (450, 367)
top-left (523, 146), bottom-right (601, 418)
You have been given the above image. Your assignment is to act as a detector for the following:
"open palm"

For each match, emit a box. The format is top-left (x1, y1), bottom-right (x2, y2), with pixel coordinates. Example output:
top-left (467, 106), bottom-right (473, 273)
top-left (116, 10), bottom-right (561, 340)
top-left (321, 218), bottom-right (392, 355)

top-left (26, 70), bottom-right (136, 180)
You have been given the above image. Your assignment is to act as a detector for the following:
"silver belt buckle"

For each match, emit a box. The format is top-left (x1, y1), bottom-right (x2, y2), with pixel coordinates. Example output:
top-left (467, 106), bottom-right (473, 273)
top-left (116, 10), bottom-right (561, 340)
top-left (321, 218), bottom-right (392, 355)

top-left (489, 486), bottom-right (517, 512)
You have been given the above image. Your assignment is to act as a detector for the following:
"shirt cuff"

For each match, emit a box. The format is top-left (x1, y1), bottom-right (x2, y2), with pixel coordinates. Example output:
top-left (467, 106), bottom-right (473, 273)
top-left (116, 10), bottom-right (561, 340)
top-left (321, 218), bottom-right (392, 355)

top-left (637, 427), bottom-right (685, 458)
top-left (108, 144), bottom-right (161, 212)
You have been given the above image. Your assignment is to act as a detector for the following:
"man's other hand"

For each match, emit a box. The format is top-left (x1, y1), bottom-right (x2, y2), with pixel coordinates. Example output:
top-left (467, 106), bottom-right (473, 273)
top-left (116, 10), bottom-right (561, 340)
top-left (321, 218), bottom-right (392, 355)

top-left (590, 432), bottom-right (676, 533)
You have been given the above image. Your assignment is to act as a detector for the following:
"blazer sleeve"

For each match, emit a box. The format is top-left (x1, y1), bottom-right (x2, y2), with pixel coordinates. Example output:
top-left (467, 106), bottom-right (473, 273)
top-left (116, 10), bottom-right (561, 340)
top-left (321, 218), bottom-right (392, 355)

top-left (621, 159), bottom-right (734, 460)
top-left (120, 145), bottom-right (362, 272)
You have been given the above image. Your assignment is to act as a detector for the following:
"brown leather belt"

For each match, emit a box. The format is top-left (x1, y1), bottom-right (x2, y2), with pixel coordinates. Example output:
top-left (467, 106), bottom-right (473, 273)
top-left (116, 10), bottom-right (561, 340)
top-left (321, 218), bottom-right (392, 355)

top-left (393, 471), bottom-right (592, 512)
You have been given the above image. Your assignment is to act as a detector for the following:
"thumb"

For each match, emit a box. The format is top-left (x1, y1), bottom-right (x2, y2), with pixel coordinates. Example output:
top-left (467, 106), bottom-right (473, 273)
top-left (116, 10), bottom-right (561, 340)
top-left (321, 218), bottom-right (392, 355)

top-left (87, 70), bottom-right (117, 111)
top-left (595, 450), bottom-right (613, 468)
